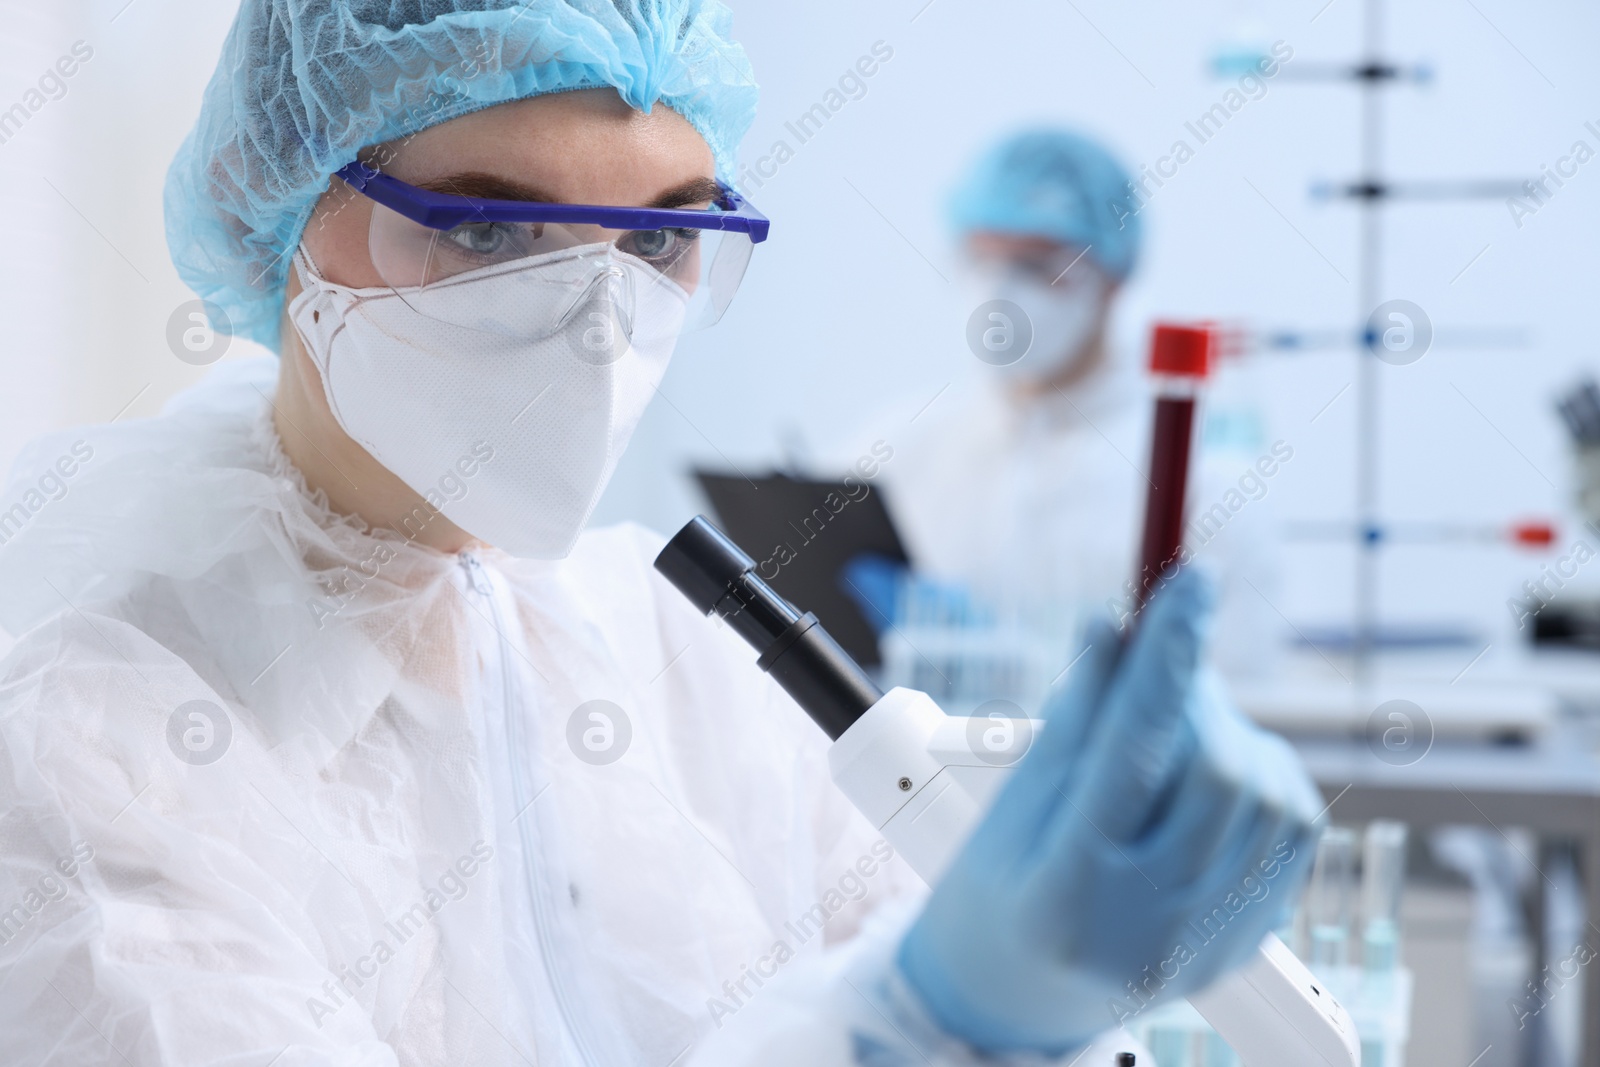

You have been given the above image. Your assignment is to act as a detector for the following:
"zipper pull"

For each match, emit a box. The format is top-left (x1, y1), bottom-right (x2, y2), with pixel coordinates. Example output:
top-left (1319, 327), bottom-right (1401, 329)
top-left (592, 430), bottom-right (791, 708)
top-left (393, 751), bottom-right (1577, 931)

top-left (458, 551), bottom-right (493, 595)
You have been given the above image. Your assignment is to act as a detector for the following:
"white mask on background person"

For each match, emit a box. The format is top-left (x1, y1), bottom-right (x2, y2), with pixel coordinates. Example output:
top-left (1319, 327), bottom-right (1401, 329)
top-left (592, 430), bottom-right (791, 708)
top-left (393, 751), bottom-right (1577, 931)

top-left (288, 243), bottom-right (686, 558)
top-left (970, 264), bottom-right (1109, 382)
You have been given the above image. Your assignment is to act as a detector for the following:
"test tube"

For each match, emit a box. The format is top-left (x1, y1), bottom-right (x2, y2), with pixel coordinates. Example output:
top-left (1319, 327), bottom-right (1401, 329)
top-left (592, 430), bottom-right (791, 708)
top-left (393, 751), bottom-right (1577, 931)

top-left (1361, 820), bottom-right (1408, 974)
top-left (1308, 826), bottom-right (1357, 973)
top-left (1202, 1031), bottom-right (1240, 1067)
top-left (1134, 324), bottom-right (1215, 610)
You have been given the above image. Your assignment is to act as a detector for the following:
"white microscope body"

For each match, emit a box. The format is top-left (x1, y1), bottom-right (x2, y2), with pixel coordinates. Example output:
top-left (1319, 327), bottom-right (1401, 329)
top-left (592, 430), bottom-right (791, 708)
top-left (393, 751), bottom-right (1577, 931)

top-left (830, 687), bottom-right (1360, 1067)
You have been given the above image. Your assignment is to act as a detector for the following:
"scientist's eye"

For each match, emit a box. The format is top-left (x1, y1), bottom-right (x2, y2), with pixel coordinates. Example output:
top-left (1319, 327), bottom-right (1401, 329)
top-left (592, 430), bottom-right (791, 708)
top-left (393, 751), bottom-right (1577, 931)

top-left (1017, 259), bottom-right (1060, 285)
top-left (618, 228), bottom-right (698, 268)
top-left (443, 221), bottom-right (511, 257)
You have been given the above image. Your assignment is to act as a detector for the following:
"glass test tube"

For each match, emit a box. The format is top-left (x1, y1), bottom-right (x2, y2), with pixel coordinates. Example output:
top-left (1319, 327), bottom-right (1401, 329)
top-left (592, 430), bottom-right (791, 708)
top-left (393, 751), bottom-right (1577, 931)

top-left (1134, 324), bottom-right (1215, 611)
top-left (1308, 826), bottom-right (1357, 972)
top-left (1361, 820), bottom-right (1408, 974)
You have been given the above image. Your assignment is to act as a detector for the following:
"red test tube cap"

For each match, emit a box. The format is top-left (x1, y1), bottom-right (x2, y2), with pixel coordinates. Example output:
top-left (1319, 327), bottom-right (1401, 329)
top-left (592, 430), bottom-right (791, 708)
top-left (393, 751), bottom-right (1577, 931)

top-left (1149, 323), bottom-right (1214, 378)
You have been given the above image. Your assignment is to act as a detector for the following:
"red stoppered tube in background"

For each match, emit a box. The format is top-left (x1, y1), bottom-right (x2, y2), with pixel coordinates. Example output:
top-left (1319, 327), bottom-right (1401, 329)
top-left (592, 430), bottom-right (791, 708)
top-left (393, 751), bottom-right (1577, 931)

top-left (1135, 323), bottom-right (1215, 611)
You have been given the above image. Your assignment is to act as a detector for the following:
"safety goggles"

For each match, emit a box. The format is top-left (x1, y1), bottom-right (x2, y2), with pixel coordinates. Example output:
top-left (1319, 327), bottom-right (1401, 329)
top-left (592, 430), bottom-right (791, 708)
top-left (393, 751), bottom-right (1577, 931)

top-left (334, 160), bottom-right (769, 334)
top-left (968, 243), bottom-right (1099, 290)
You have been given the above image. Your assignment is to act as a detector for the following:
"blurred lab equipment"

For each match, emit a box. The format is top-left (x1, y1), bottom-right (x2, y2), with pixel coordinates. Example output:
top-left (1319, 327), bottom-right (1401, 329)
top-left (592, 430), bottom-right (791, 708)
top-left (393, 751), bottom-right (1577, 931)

top-left (1232, 1), bottom-right (1529, 673)
top-left (1336, 820), bottom-right (1416, 1067)
top-left (1555, 378), bottom-right (1600, 455)
top-left (875, 573), bottom-right (1061, 717)
top-left (1282, 727), bottom-right (1600, 1067)
top-left (1237, 678), bottom-right (1556, 745)
top-left (1133, 820), bottom-right (1414, 1067)
top-left (1310, 827), bottom-right (1358, 973)
top-left (1526, 378), bottom-right (1600, 651)
top-left (1363, 821), bottom-right (1408, 979)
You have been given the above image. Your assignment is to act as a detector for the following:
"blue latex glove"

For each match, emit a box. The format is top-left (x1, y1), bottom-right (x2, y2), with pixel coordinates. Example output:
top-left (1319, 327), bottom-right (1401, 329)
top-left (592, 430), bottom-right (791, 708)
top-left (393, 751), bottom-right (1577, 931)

top-left (897, 569), bottom-right (1322, 1055)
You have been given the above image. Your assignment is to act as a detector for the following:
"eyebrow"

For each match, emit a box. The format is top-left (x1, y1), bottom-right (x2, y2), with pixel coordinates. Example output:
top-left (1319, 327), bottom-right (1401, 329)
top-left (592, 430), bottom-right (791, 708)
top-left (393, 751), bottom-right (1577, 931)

top-left (419, 172), bottom-right (721, 209)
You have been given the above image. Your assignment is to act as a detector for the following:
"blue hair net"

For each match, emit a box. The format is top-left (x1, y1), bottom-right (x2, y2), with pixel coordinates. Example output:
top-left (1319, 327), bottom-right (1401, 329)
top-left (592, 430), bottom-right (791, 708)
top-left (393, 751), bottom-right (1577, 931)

top-left (165, 0), bottom-right (758, 350)
top-left (948, 128), bottom-right (1141, 281)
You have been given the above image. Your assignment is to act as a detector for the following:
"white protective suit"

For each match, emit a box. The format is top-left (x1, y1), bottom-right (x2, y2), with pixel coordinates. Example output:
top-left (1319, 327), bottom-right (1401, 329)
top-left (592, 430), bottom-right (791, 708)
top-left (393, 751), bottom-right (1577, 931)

top-left (884, 366), bottom-right (1148, 623)
top-left (0, 358), bottom-right (1144, 1067)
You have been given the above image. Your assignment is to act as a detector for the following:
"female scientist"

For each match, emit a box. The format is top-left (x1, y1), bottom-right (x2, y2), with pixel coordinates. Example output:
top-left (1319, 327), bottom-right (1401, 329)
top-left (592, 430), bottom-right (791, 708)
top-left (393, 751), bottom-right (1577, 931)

top-left (0, 2), bottom-right (1319, 1064)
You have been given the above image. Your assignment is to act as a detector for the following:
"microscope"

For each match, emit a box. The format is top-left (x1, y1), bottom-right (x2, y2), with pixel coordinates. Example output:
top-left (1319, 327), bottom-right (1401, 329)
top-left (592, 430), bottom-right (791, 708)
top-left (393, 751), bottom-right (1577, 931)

top-left (655, 514), bottom-right (1358, 1066)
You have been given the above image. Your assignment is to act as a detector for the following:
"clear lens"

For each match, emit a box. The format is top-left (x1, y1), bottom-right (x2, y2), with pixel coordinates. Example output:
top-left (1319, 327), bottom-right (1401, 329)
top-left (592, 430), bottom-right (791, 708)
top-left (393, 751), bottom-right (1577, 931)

top-left (367, 200), bottom-right (754, 335)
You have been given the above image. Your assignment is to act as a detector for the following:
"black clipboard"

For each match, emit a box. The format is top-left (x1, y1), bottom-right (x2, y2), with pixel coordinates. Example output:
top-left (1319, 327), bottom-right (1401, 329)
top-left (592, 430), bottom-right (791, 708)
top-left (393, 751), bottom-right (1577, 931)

top-left (694, 470), bottom-right (912, 667)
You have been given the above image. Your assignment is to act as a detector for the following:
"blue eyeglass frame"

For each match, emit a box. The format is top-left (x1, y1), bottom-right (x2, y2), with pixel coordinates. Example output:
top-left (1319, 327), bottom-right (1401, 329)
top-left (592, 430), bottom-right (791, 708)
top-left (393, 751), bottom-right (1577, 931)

top-left (335, 160), bottom-right (770, 243)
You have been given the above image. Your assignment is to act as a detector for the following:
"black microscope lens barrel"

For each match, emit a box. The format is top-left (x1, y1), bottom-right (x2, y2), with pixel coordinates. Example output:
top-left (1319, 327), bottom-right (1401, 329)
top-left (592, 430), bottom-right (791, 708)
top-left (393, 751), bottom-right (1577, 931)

top-left (654, 516), bottom-right (757, 614)
top-left (655, 516), bottom-right (884, 740)
top-left (758, 614), bottom-right (882, 740)
top-left (711, 582), bottom-right (801, 649)
top-left (656, 516), bottom-right (799, 646)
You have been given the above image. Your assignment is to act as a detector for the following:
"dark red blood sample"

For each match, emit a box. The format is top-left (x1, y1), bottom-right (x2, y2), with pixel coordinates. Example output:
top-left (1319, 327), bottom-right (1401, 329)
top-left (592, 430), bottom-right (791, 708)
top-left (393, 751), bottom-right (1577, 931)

top-left (1136, 394), bottom-right (1196, 608)
top-left (1134, 323), bottom-right (1212, 614)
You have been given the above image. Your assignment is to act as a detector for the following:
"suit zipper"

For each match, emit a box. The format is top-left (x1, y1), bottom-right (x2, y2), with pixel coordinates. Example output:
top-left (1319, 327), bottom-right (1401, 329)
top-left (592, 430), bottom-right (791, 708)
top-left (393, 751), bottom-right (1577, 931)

top-left (459, 551), bottom-right (602, 1067)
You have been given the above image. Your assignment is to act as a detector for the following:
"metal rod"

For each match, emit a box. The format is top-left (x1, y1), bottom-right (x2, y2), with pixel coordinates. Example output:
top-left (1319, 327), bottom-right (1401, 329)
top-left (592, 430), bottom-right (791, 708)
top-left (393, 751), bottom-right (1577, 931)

top-left (1354, 0), bottom-right (1384, 683)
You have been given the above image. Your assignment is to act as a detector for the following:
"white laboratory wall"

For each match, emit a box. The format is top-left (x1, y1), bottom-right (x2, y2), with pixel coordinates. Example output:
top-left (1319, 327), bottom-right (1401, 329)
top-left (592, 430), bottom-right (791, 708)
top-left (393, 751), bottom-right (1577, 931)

top-left (0, 2), bottom-right (86, 464)
top-left (0, 0), bottom-right (252, 459)
top-left (2, 0), bottom-right (1597, 644)
top-left (596, 0), bottom-right (1600, 648)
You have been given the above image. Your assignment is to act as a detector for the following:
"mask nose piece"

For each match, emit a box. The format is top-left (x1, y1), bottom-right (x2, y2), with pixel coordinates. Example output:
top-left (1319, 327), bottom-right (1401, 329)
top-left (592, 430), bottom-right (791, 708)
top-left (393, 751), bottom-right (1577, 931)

top-left (553, 258), bottom-right (637, 366)
top-left (555, 259), bottom-right (635, 341)
top-left (599, 262), bottom-right (635, 337)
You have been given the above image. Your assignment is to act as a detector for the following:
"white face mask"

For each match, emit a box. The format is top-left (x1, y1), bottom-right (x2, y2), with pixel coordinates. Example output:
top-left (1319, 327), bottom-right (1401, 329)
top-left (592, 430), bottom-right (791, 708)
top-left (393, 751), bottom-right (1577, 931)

top-left (971, 265), bottom-right (1108, 382)
top-left (289, 244), bottom-right (685, 558)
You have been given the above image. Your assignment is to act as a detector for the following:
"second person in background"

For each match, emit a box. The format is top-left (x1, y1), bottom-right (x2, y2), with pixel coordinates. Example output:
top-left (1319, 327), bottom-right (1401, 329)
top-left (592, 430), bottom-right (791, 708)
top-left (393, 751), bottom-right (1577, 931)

top-left (866, 127), bottom-right (1279, 675)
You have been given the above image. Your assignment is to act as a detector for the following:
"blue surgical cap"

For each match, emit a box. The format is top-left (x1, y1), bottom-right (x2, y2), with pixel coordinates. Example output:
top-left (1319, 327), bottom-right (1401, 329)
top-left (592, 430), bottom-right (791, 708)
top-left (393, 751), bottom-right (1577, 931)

top-left (948, 128), bottom-right (1141, 281)
top-left (164, 0), bottom-right (758, 350)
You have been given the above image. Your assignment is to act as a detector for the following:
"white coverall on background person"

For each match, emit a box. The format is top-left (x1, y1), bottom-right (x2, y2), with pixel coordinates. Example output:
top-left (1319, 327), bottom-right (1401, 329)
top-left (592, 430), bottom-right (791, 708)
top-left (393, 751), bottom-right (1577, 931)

top-left (867, 128), bottom-right (1283, 677)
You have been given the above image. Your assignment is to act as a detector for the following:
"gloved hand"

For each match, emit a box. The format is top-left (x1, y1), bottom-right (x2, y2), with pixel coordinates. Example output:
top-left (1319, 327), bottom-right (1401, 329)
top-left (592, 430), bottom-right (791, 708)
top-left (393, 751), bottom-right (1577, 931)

top-left (896, 568), bottom-right (1322, 1056)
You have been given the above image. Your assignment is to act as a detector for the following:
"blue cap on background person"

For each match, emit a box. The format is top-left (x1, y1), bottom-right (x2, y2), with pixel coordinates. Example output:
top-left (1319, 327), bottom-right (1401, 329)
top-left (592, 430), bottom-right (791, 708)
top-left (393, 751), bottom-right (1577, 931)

top-left (948, 128), bottom-right (1142, 281)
